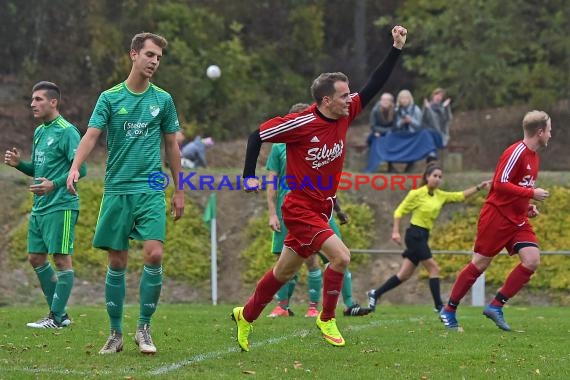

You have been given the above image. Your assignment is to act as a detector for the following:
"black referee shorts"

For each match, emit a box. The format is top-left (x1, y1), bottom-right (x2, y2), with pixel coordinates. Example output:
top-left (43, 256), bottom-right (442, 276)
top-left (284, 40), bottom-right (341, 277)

top-left (402, 224), bottom-right (432, 265)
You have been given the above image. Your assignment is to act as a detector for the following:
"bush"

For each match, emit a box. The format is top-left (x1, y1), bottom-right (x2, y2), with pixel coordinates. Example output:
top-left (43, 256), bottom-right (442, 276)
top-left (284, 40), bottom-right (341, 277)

top-left (430, 186), bottom-right (570, 289)
top-left (8, 179), bottom-right (212, 283)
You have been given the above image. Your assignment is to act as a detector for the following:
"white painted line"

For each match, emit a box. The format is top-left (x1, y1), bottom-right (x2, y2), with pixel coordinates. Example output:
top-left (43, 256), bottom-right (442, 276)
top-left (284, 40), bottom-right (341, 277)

top-left (0, 317), bottom-right (434, 377)
top-left (150, 319), bottom-right (393, 375)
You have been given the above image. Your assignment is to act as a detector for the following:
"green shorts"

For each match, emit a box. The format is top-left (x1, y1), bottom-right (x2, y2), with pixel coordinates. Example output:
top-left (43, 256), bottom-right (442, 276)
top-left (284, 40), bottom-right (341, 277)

top-left (271, 223), bottom-right (288, 254)
top-left (28, 210), bottom-right (78, 254)
top-left (93, 192), bottom-right (166, 251)
top-left (271, 215), bottom-right (343, 255)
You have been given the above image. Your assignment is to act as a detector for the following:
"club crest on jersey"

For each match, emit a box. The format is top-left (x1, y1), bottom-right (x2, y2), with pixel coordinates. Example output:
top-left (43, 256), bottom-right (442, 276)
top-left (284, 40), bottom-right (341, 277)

top-left (150, 105), bottom-right (160, 117)
top-left (305, 140), bottom-right (344, 169)
top-left (518, 175), bottom-right (535, 188)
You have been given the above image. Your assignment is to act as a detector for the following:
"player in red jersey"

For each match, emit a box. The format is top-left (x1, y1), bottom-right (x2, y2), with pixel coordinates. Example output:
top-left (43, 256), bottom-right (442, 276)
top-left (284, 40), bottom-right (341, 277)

top-left (230, 26), bottom-right (407, 351)
top-left (440, 110), bottom-right (552, 331)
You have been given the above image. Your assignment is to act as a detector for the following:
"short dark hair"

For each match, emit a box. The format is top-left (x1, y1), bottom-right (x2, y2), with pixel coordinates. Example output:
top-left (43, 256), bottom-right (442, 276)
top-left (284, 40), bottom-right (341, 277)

top-left (32, 81), bottom-right (61, 106)
top-left (310, 72), bottom-right (348, 105)
top-left (131, 32), bottom-right (168, 52)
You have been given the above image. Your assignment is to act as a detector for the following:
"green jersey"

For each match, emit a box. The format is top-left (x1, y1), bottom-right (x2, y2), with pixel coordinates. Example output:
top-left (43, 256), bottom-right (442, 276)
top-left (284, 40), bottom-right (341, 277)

top-left (88, 82), bottom-right (180, 194)
top-left (17, 115), bottom-right (81, 215)
top-left (266, 143), bottom-right (289, 217)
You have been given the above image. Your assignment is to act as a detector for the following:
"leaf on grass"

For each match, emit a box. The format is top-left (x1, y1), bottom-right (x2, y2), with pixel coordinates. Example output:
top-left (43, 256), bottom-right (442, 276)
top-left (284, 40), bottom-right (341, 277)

top-left (242, 370), bottom-right (256, 375)
top-left (293, 361), bottom-right (303, 370)
top-left (535, 369), bottom-right (540, 374)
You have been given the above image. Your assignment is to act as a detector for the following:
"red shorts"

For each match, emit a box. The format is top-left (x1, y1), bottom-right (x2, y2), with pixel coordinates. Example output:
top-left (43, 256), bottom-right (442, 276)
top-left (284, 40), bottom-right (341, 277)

top-left (282, 195), bottom-right (335, 258)
top-left (474, 204), bottom-right (538, 257)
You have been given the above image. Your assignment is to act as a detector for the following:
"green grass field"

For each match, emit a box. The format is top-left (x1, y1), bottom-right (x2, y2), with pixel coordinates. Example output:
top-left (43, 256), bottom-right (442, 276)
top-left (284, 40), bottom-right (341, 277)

top-left (0, 304), bottom-right (569, 379)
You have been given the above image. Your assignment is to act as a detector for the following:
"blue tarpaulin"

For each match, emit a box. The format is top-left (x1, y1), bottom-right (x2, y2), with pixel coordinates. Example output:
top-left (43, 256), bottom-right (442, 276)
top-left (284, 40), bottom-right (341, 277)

top-left (364, 129), bottom-right (441, 172)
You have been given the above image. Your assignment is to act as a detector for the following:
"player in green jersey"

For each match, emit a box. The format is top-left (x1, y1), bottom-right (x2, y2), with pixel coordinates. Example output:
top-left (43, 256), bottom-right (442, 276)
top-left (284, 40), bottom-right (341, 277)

top-left (66, 33), bottom-right (185, 355)
top-left (4, 81), bottom-right (85, 328)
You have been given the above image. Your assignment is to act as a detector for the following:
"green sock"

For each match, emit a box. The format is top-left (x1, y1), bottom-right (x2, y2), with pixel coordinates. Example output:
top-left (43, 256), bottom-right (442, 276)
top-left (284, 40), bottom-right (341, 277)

top-left (287, 273), bottom-right (298, 299)
top-left (341, 270), bottom-right (353, 307)
top-left (51, 270), bottom-right (74, 323)
top-left (307, 268), bottom-right (322, 303)
top-left (34, 262), bottom-right (57, 308)
top-left (105, 267), bottom-right (126, 333)
top-left (275, 282), bottom-right (289, 303)
top-left (138, 264), bottom-right (163, 326)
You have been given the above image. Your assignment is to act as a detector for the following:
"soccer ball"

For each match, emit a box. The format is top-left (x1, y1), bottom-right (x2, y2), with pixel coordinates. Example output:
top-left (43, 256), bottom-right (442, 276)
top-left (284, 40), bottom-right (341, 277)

top-left (206, 65), bottom-right (221, 79)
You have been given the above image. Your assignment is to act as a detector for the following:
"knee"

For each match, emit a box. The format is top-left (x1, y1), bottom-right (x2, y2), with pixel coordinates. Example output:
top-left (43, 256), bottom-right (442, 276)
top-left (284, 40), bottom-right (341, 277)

top-left (28, 254), bottom-right (46, 268)
top-left (305, 256), bottom-right (320, 271)
top-left (273, 263), bottom-right (298, 281)
top-left (145, 248), bottom-right (164, 266)
top-left (330, 249), bottom-right (350, 270)
top-left (53, 255), bottom-right (73, 271)
top-left (522, 256), bottom-right (540, 272)
top-left (430, 263), bottom-right (441, 277)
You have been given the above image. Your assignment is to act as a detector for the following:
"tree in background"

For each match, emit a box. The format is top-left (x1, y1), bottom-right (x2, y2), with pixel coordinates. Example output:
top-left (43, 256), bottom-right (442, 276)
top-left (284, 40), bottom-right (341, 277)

top-left (388, 0), bottom-right (570, 109)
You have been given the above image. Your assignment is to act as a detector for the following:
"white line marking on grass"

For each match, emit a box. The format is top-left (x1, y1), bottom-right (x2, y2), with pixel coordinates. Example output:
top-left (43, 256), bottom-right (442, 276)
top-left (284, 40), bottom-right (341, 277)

top-left (0, 317), bottom-right (426, 377)
top-left (0, 366), bottom-right (107, 376)
top-left (150, 319), bottom-right (399, 375)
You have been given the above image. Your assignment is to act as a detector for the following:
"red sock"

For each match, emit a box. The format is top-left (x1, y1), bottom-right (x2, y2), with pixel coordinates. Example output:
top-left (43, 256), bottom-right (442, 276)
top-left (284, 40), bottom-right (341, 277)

top-left (491, 263), bottom-right (534, 307)
top-left (243, 270), bottom-right (285, 322)
top-left (320, 266), bottom-right (344, 321)
top-left (446, 263), bottom-right (482, 311)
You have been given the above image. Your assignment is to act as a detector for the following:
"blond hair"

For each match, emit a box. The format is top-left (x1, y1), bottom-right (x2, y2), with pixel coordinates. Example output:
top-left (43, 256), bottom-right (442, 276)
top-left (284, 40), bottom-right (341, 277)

top-left (396, 89), bottom-right (415, 106)
top-left (522, 110), bottom-right (550, 137)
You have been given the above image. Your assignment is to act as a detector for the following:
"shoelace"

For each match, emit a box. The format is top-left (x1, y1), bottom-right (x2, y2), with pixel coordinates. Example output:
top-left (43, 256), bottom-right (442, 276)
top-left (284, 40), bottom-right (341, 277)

top-left (139, 326), bottom-right (153, 345)
top-left (34, 315), bottom-right (51, 324)
top-left (103, 334), bottom-right (121, 349)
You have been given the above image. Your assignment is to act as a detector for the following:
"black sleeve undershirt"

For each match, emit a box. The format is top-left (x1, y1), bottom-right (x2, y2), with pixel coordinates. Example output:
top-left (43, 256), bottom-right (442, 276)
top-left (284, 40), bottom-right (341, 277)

top-left (243, 129), bottom-right (262, 179)
top-left (359, 46), bottom-right (402, 108)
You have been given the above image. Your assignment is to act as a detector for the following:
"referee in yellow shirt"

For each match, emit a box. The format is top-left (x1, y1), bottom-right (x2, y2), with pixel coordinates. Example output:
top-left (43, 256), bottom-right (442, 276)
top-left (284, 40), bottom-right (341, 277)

top-left (367, 162), bottom-right (490, 313)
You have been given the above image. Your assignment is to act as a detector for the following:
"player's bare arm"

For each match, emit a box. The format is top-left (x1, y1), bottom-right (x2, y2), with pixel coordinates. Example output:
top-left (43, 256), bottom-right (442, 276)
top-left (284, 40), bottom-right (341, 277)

top-left (164, 132), bottom-right (185, 221)
top-left (66, 127), bottom-right (102, 194)
top-left (266, 171), bottom-right (280, 232)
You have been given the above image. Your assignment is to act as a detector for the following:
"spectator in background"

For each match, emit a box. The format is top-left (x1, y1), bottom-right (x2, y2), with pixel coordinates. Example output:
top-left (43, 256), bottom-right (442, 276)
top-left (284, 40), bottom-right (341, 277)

top-left (364, 92), bottom-right (397, 173)
top-left (395, 89), bottom-right (424, 172)
top-left (181, 136), bottom-right (214, 168)
top-left (423, 87), bottom-right (453, 157)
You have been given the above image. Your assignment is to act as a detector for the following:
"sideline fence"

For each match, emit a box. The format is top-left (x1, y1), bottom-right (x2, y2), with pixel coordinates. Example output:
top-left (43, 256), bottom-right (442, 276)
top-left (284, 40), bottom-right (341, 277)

top-left (351, 249), bottom-right (570, 306)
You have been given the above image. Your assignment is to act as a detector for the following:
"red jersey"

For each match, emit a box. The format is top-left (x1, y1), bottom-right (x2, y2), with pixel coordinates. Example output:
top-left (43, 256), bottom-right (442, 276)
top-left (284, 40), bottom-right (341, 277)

top-left (485, 141), bottom-right (538, 225)
top-left (259, 94), bottom-right (362, 203)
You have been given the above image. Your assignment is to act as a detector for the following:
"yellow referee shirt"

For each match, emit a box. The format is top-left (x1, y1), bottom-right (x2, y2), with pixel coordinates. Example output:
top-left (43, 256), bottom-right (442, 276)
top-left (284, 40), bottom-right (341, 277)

top-left (394, 185), bottom-right (465, 231)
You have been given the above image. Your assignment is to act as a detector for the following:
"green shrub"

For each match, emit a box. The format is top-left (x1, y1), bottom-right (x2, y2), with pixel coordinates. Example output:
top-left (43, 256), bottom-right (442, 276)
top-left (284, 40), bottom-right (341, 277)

top-left (240, 195), bottom-right (373, 284)
top-left (8, 179), bottom-right (212, 283)
top-left (431, 186), bottom-right (570, 289)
